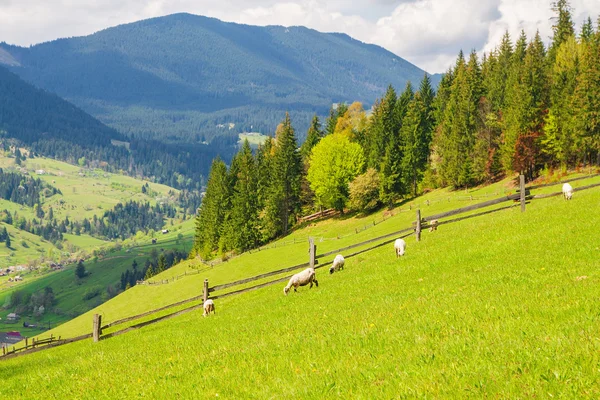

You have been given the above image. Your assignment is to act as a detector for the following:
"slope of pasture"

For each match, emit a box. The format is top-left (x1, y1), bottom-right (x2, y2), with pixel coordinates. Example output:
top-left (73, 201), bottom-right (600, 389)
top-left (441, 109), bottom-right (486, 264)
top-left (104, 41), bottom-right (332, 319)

top-left (0, 223), bottom-right (57, 269)
top-left (0, 154), bottom-right (178, 222)
top-left (2, 182), bottom-right (600, 397)
top-left (0, 231), bottom-right (194, 337)
top-left (23, 174), bottom-right (600, 342)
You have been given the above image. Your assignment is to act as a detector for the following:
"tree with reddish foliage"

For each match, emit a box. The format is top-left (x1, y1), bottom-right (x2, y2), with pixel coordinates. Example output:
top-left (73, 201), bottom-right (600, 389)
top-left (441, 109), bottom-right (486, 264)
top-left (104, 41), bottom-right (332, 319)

top-left (514, 132), bottom-right (541, 181)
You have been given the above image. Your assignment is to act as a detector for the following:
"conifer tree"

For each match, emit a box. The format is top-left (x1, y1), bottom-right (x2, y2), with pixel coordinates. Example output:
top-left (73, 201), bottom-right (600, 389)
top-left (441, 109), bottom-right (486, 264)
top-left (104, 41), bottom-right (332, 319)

top-left (573, 21), bottom-right (600, 164)
top-left (548, 0), bottom-right (575, 63)
top-left (379, 83), bottom-right (412, 205)
top-left (144, 264), bottom-right (155, 280)
top-left (219, 140), bottom-right (260, 252)
top-left (193, 157), bottom-right (229, 258)
top-left (300, 115), bottom-right (323, 160)
top-left (156, 254), bottom-right (166, 273)
top-left (263, 113), bottom-right (302, 238)
top-left (501, 31), bottom-right (530, 174)
top-left (368, 85), bottom-right (398, 170)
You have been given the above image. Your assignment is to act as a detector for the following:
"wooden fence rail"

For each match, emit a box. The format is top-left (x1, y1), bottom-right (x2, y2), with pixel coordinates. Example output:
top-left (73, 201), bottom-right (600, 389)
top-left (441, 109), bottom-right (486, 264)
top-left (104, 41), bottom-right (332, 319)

top-left (5, 174), bottom-right (600, 361)
top-left (526, 172), bottom-right (600, 190)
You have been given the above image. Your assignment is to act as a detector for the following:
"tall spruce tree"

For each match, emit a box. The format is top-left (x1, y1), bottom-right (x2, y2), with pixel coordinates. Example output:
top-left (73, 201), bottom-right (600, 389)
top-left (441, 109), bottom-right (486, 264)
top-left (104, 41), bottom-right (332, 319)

top-left (263, 113), bottom-right (302, 238)
top-left (300, 115), bottom-right (323, 161)
top-left (548, 0), bottom-right (575, 63)
top-left (193, 157), bottom-right (229, 259)
top-left (219, 140), bottom-right (260, 252)
top-left (573, 21), bottom-right (600, 164)
top-left (501, 31), bottom-right (530, 174)
top-left (379, 84), bottom-right (412, 206)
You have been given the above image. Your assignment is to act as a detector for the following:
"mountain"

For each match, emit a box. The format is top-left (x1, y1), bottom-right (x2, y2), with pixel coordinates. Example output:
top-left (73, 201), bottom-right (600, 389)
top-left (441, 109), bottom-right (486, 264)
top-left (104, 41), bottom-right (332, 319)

top-left (0, 13), bottom-right (437, 144)
top-left (0, 65), bottom-right (233, 189)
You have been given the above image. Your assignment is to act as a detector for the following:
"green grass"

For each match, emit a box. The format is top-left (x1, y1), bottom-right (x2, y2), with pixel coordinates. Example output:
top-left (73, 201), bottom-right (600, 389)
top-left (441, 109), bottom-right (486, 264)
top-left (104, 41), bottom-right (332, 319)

top-left (0, 153), bottom-right (186, 268)
top-left (0, 223), bottom-right (56, 267)
top-left (62, 234), bottom-right (107, 251)
top-left (0, 153), bottom-right (177, 222)
top-left (19, 174), bottom-right (600, 341)
top-left (238, 132), bottom-right (270, 146)
top-left (0, 227), bottom-right (194, 338)
top-left (2, 177), bottom-right (600, 397)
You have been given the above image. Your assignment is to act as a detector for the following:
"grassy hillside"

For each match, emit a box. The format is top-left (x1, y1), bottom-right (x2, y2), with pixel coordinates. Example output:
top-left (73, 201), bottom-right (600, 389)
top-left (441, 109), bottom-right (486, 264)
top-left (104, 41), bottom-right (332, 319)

top-left (0, 154), bottom-right (177, 221)
top-left (16, 173), bottom-right (600, 341)
top-left (0, 220), bottom-right (194, 337)
top-left (0, 152), bottom-right (186, 268)
top-left (2, 175), bottom-right (599, 397)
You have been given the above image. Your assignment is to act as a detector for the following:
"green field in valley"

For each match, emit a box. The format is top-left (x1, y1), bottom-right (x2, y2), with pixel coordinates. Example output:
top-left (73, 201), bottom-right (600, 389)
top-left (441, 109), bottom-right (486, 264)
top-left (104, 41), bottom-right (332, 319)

top-left (2, 174), bottom-right (599, 397)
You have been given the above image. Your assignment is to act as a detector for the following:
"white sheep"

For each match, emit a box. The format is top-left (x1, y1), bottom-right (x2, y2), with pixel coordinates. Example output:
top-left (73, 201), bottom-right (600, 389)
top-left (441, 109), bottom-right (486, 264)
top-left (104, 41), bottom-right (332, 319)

top-left (562, 183), bottom-right (573, 200)
top-left (284, 268), bottom-right (318, 295)
top-left (429, 219), bottom-right (439, 232)
top-left (394, 238), bottom-right (406, 258)
top-left (203, 299), bottom-right (215, 317)
top-left (329, 254), bottom-right (345, 274)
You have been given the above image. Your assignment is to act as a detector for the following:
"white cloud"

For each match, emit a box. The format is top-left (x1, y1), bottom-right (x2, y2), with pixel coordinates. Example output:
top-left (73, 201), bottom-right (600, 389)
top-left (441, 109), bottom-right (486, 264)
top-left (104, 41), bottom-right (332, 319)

top-left (0, 0), bottom-right (597, 73)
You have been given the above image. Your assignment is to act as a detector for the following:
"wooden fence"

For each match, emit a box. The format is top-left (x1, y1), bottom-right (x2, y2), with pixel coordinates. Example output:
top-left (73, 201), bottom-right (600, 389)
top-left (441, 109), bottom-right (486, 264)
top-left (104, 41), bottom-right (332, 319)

top-left (2, 175), bottom-right (599, 360)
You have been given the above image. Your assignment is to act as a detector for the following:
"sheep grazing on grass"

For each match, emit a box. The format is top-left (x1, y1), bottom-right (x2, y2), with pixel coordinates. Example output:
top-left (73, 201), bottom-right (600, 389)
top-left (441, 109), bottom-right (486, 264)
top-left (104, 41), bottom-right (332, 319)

top-left (203, 299), bottom-right (215, 317)
top-left (562, 183), bottom-right (573, 200)
top-left (329, 254), bottom-right (345, 274)
top-left (284, 268), bottom-right (318, 295)
top-left (394, 238), bottom-right (406, 258)
top-left (429, 219), bottom-right (439, 232)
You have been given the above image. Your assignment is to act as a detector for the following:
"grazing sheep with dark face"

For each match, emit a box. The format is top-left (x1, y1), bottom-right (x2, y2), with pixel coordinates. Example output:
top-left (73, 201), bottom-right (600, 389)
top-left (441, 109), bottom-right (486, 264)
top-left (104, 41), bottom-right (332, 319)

top-left (329, 254), bottom-right (345, 274)
top-left (429, 219), bottom-right (439, 232)
top-left (284, 268), bottom-right (318, 295)
top-left (394, 239), bottom-right (406, 258)
top-left (203, 299), bottom-right (215, 317)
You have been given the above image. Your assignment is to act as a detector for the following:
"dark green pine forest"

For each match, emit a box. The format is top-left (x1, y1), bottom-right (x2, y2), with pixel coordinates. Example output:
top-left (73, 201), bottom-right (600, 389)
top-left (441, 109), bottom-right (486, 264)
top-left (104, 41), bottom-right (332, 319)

top-left (194, 1), bottom-right (600, 260)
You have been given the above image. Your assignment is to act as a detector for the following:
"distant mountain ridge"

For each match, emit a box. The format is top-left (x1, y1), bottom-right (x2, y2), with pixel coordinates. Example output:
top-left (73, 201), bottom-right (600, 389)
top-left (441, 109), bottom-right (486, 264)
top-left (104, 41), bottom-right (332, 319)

top-left (0, 13), bottom-right (439, 144)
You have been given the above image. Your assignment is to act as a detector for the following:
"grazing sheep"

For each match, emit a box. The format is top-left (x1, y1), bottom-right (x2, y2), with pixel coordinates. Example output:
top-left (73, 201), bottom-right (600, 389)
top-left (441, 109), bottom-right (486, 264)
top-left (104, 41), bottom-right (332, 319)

top-left (203, 299), bottom-right (215, 317)
top-left (562, 183), bottom-right (573, 200)
top-left (394, 238), bottom-right (406, 258)
top-left (429, 219), bottom-right (439, 232)
top-left (329, 254), bottom-right (345, 274)
top-left (284, 268), bottom-right (318, 295)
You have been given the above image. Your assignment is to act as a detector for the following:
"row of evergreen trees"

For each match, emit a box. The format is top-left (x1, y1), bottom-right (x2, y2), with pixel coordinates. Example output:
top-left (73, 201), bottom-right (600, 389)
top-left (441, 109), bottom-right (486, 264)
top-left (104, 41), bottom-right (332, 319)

top-left (120, 249), bottom-right (187, 289)
top-left (0, 167), bottom-right (60, 207)
top-left (432, 1), bottom-right (600, 185)
top-left (0, 199), bottom-right (174, 245)
top-left (193, 1), bottom-right (600, 259)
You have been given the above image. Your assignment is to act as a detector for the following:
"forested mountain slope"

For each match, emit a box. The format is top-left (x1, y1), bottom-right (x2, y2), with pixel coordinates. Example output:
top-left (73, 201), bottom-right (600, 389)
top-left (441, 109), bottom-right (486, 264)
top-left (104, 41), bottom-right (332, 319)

top-left (0, 13), bottom-right (437, 143)
top-left (0, 66), bottom-right (233, 188)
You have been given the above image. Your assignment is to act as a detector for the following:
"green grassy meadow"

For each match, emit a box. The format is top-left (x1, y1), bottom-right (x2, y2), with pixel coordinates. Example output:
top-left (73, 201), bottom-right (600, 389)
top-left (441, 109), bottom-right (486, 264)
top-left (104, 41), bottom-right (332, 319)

top-left (1, 176), bottom-right (599, 397)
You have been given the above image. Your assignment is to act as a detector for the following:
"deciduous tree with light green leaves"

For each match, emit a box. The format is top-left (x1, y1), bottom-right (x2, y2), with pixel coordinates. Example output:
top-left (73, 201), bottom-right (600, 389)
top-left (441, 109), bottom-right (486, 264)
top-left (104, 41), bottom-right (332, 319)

top-left (308, 134), bottom-right (365, 212)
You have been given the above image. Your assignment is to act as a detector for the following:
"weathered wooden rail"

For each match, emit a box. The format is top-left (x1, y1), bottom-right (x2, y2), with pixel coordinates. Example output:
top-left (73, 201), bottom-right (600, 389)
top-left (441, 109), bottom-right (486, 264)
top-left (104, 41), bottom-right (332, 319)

top-left (3, 174), bottom-right (598, 360)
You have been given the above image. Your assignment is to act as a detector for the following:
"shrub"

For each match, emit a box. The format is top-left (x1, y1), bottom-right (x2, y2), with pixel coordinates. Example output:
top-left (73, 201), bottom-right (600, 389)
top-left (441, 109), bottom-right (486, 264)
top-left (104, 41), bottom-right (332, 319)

top-left (82, 286), bottom-right (102, 301)
top-left (349, 168), bottom-right (381, 212)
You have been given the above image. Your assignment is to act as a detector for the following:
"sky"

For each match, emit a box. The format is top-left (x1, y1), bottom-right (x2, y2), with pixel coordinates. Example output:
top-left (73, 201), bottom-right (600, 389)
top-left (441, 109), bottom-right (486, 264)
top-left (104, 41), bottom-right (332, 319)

top-left (0, 0), bottom-right (597, 73)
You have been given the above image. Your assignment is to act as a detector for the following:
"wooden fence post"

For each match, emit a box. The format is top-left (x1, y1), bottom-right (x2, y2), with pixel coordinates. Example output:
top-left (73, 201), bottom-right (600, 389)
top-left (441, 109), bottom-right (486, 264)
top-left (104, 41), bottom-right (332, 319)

top-left (309, 237), bottom-right (316, 268)
top-left (93, 314), bottom-right (102, 343)
top-left (203, 279), bottom-right (209, 303)
top-left (416, 209), bottom-right (422, 242)
top-left (520, 174), bottom-right (526, 212)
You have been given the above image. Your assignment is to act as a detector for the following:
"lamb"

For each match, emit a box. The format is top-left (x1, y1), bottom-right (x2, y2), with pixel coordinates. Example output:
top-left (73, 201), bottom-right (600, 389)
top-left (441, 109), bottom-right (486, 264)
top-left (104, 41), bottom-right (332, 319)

top-left (203, 299), bottom-right (215, 317)
top-left (562, 183), bottom-right (573, 200)
top-left (394, 238), bottom-right (406, 258)
top-left (428, 219), bottom-right (439, 232)
top-left (284, 268), bottom-right (318, 295)
top-left (329, 254), bottom-right (345, 274)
